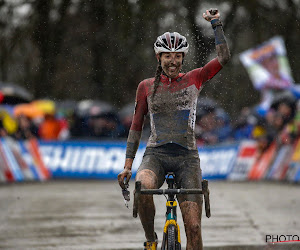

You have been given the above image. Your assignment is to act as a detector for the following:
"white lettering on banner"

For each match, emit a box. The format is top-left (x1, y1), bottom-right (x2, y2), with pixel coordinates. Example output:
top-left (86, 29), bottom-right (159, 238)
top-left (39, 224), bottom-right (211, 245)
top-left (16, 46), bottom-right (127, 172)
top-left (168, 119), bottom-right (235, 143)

top-left (60, 147), bottom-right (77, 171)
top-left (132, 149), bottom-right (145, 172)
top-left (108, 148), bottom-right (125, 173)
top-left (92, 147), bottom-right (125, 173)
top-left (52, 146), bottom-right (64, 170)
top-left (40, 146), bottom-right (54, 169)
top-left (40, 145), bottom-right (127, 173)
top-left (78, 148), bottom-right (102, 173)
top-left (70, 148), bottom-right (81, 172)
top-left (199, 149), bottom-right (237, 176)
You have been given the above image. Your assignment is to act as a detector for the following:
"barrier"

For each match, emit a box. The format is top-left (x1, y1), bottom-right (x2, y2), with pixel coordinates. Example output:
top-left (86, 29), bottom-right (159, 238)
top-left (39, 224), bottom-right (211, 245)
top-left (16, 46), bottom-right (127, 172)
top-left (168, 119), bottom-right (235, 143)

top-left (0, 137), bottom-right (300, 183)
top-left (229, 140), bottom-right (258, 181)
top-left (0, 138), bottom-right (24, 181)
top-left (39, 140), bottom-right (145, 179)
top-left (286, 138), bottom-right (300, 182)
top-left (266, 144), bottom-right (293, 180)
top-left (248, 142), bottom-right (277, 180)
top-left (37, 141), bottom-right (239, 180)
top-left (0, 139), bottom-right (14, 182)
top-left (26, 139), bottom-right (51, 180)
top-left (0, 138), bottom-right (51, 182)
top-left (198, 144), bottom-right (239, 179)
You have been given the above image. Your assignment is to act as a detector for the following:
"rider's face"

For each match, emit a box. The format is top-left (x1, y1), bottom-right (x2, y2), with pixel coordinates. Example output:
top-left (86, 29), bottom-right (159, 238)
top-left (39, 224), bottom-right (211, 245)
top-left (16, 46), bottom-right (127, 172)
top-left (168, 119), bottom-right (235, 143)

top-left (158, 52), bottom-right (183, 78)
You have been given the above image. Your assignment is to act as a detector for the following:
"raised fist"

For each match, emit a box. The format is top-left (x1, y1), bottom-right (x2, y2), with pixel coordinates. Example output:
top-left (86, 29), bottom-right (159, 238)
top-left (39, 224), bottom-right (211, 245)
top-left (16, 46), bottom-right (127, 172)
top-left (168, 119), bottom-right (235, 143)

top-left (203, 8), bottom-right (220, 22)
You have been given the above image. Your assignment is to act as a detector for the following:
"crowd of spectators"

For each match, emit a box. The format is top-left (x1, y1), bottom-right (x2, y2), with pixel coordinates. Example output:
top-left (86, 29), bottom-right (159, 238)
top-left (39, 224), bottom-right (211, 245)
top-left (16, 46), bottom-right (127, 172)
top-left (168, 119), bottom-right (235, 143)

top-left (0, 92), bottom-right (299, 153)
top-left (195, 92), bottom-right (300, 153)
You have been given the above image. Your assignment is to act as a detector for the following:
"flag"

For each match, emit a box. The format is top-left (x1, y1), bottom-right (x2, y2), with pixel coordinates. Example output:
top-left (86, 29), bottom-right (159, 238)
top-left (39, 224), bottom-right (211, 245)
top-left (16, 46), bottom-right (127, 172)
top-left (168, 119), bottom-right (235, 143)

top-left (240, 36), bottom-right (294, 90)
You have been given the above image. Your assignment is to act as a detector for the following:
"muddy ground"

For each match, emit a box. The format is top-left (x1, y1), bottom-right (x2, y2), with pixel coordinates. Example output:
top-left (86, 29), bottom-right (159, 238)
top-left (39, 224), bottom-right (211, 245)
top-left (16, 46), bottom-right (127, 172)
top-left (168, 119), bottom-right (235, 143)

top-left (0, 180), bottom-right (299, 250)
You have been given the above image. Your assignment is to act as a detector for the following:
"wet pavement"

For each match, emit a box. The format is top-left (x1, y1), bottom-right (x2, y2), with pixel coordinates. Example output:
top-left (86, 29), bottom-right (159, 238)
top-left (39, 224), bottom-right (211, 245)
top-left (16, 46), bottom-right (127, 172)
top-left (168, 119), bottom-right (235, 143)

top-left (0, 180), bottom-right (300, 250)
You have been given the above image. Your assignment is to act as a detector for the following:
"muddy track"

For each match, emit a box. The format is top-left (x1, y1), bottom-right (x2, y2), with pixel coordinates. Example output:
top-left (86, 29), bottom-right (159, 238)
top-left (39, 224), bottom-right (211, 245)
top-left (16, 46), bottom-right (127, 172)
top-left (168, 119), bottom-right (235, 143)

top-left (0, 180), bottom-right (299, 250)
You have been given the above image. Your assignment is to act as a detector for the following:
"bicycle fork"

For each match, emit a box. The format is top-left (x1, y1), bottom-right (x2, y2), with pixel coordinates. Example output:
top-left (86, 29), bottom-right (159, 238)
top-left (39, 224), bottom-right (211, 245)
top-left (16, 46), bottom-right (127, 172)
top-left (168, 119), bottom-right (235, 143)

top-left (161, 199), bottom-right (181, 250)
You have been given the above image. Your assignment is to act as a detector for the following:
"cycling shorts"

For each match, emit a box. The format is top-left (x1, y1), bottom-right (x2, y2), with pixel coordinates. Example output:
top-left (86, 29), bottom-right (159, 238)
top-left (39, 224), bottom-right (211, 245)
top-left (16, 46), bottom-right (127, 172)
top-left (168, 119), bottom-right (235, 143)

top-left (137, 143), bottom-right (203, 204)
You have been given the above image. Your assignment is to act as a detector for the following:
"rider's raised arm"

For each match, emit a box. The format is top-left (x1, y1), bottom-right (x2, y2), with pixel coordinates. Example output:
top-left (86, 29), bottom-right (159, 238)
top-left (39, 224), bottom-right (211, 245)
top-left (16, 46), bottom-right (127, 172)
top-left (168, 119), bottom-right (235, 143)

top-left (191, 9), bottom-right (230, 89)
top-left (125, 81), bottom-right (148, 162)
top-left (204, 9), bottom-right (230, 66)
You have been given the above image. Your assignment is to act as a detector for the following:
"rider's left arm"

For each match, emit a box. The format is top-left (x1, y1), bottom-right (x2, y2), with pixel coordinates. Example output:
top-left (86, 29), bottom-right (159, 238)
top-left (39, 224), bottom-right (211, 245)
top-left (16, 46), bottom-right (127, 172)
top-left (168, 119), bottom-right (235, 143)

top-left (203, 9), bottom-right (231, 66)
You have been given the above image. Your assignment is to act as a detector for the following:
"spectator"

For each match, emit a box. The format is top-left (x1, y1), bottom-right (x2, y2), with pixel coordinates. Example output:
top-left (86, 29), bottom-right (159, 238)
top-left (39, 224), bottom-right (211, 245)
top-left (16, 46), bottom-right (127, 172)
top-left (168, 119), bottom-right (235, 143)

top-left (14, 115), bottom-right (39, 140)
top-left (0, 118), bottom-right (7, 137)
top-left (119, 103), bottom-right (135, 137)
top-left (56, 111), bottom-right (70, 140)
top-left (232, 107), bottom-right (255, 141)
top-left (270, 91), bottom-right (296, 125)
top-left (195, 106), bottom-right (218, 145)
top-left (39, 113), bottom-right (61, 140)
top-left (215, 108), bottom-right (232, 143)
top-left (69, 112), bottom-right (89, 138)
top-left (88, 111), bottom-right (126, 139)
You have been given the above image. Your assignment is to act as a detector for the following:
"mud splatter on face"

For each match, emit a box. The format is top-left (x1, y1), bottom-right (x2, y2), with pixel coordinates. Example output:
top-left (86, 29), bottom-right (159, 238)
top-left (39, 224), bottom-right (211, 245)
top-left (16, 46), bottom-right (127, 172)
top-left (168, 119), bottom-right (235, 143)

top-left (162, 61), bottom-right (182, 78)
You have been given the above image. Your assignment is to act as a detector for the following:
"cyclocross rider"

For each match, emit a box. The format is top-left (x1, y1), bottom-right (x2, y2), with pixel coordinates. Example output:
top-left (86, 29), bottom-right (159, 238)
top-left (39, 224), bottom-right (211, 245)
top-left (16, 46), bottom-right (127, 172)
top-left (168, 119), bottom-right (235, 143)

top-left (118, 9), bottom-right (230, 250)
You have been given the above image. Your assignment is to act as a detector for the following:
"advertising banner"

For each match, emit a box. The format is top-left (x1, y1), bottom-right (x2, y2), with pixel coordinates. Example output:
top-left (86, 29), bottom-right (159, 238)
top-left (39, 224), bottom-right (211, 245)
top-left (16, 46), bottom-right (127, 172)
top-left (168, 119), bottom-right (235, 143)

top-left (26, 139), bottom-right (51, 180)
top-left (39, 141), bottom-right (239, 180)
top-left (0, 138), bottom-right (24, 181)
top-left (266, 144), bottom-right (293, 180)
top-left (293, 168), bottom-right (300, 182)
top-left (228, 140), bottom-right (258, 181)
top-left (6, 138), bottom-right (35, 181)
top-left (248, 142), bottom-right (277, 180)
top-left (0, 140), bottom-right (14, 182)
top-left (18, 140), bottom-right (40, 180)
top-left (286, 138), bottom-right (300, 182)
top-left (199, 144), bottom-right (239, 179)
top-left (39, 141), bottom-right (146, 179)
top-left (239, 36), bottom-right (294, 90)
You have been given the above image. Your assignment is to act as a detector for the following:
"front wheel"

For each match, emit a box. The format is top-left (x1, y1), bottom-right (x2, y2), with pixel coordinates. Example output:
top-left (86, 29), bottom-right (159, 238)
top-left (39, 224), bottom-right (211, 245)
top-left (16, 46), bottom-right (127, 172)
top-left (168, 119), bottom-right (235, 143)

top-left (166, 224), bottom-right (179, 250)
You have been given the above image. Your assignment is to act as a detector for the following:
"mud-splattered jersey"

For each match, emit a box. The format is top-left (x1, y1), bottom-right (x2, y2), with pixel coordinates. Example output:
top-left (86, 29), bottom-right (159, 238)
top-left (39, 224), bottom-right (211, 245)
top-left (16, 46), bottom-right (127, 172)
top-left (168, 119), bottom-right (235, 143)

top-left (126, 58), bottom-right (222, 158)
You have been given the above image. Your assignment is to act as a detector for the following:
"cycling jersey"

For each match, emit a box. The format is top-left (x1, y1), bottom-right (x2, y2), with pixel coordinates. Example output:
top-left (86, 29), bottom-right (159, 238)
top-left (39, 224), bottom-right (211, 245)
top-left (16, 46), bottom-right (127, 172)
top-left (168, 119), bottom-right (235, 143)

top-left (126, 57), bottom-right (222, 159)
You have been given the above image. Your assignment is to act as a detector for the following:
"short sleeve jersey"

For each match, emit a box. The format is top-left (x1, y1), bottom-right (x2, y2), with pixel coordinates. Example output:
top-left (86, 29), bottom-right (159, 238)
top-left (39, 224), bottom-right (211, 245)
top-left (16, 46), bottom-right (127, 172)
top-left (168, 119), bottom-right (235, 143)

top-left (131, 58), bottom-right (222, 150)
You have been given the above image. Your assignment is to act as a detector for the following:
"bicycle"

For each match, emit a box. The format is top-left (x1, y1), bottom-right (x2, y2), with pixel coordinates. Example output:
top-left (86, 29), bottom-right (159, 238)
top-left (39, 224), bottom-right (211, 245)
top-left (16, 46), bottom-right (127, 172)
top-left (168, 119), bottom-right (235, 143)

top-left (132, 172), bottom-right (211, 250)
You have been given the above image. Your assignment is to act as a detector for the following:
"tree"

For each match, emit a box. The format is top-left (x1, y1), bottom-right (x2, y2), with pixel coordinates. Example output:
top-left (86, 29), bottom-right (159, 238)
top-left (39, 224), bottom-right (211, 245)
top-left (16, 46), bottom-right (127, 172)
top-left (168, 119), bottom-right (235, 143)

top-left (0, 0), bottom-right (299, 117)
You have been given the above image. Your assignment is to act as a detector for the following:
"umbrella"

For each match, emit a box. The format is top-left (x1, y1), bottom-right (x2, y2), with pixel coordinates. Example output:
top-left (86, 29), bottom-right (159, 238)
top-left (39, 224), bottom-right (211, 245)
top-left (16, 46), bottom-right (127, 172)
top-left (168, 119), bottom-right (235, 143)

top-left (56, 100), bottom-right (77, 112)
top-left (0, 107), bottom-right (18, 134)
top-left (13, 100), bottom-right (56, 118)
top-left (14, 103), bottom-right (44, 118)
top-left (0, 82), bottom-right (33, 104)
top-left (76, 99), bottom-right (114, 117)
top-left (31, 100), bottom-right (56, 115)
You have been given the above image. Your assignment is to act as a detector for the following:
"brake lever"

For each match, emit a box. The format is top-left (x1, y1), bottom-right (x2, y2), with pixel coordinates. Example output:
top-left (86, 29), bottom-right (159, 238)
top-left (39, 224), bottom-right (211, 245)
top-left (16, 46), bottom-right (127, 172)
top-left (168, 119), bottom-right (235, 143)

top-left (122, 183), bottom-right (130, 209)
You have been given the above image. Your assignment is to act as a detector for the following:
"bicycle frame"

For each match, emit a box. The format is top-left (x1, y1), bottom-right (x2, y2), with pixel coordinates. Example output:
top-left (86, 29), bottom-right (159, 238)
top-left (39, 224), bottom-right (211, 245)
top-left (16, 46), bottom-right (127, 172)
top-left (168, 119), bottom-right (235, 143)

top-left (133, 172), bottom-right (211, 249)
top-left (160, 173), bottom-right (181, 249)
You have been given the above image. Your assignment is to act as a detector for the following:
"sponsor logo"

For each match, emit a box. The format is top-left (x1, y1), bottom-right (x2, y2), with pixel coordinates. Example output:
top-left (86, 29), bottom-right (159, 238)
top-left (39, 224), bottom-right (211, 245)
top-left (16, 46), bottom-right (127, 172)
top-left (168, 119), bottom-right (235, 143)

top-left (199, 147), bottom-right (238, 178)
top-left (39, 142), bottom-right (238, 179)
top-left (40, 144), bottom-right (145, 174)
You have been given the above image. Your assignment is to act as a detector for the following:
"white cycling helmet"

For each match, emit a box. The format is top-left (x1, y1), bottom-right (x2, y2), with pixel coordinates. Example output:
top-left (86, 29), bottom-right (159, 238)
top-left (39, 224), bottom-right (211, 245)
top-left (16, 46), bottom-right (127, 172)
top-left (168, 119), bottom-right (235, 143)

top-left (154, 32), bottom-right (189, 55)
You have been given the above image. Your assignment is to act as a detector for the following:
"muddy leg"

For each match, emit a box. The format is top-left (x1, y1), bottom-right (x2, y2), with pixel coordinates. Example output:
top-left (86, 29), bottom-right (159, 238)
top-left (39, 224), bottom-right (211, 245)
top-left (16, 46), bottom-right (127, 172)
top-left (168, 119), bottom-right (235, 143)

top-left (180, 200), bottom-right (203, 250)
top-left (136, 169), bottom-right (158, 242)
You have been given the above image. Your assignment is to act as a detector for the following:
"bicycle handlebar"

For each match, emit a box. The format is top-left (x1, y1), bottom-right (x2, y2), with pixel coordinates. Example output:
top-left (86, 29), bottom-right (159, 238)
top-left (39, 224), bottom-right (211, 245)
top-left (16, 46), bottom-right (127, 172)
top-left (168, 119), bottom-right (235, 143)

top-left (133, 180), bottom-right (211, 218)
top-left (139, 188), bottom-right (204, 195)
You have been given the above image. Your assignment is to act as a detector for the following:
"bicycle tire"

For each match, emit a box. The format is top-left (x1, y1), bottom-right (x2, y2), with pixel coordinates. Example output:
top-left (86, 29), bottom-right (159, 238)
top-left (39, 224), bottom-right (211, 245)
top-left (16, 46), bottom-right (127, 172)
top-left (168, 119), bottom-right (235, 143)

top-left (166, 224), bottom-right (176, 250)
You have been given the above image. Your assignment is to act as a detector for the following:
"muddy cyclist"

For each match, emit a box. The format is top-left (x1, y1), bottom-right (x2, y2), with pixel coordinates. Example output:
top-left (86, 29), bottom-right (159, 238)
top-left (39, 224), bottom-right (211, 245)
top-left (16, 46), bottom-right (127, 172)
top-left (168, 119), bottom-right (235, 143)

top-left (118, 8), bottom-right (230, 250)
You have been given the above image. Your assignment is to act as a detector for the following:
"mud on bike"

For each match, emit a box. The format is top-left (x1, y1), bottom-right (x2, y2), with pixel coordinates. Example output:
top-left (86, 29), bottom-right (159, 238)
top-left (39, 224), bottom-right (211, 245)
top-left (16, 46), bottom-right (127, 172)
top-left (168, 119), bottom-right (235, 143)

top-left (132, 172), bottom-right (211, 250)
